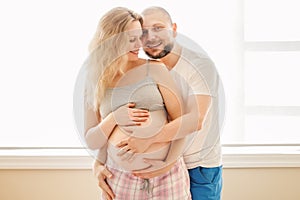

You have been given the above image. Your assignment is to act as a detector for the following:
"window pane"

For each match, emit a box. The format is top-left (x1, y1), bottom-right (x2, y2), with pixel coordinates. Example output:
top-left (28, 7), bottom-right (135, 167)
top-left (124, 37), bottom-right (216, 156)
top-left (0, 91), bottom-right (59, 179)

top-left (0, 1), bottom-right (94, 147)
top-left (245, 115), bottom-right (300, 144)
top-left (244, 0), bottom-right (300, 41)
top-left (245, 51), bottom-right (300, 106)
top-left (0, 61), bottom-right (83, 147)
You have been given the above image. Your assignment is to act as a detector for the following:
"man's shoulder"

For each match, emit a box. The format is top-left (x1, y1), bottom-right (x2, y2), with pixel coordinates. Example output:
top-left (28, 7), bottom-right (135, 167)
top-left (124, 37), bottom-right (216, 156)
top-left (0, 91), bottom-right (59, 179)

top-left (181, 47), bottom-right (210, 60)
top-left (180, 47), bottom-right (216, 71)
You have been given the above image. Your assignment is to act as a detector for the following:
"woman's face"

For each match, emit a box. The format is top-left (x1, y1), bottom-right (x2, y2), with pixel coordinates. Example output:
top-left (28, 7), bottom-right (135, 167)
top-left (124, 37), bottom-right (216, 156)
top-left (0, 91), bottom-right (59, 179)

top-left (126, 21), bottom-right (143, 61)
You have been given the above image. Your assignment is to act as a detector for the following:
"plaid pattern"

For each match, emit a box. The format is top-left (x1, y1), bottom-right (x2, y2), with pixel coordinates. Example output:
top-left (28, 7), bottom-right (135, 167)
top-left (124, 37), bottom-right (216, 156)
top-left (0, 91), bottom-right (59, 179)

top-left (103, 157), bottom-right (191, 200)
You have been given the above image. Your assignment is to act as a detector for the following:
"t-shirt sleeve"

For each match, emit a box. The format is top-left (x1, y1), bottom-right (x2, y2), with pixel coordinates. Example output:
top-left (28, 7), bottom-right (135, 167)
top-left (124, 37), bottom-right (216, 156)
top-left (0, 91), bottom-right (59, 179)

top-left (188, 57), bottom-right (219, 97)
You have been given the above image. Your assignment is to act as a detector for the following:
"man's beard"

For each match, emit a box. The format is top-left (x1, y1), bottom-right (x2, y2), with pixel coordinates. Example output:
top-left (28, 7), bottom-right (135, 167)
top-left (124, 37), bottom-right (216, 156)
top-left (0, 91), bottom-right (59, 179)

top-left (145, 43), bottom-right (174, 59)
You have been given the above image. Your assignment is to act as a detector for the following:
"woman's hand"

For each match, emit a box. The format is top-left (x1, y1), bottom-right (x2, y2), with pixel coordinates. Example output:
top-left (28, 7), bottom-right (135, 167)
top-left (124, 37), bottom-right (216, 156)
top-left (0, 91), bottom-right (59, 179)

top-left (93, 160), bottom-right (115, 200)
top-left (113, 103), bottom-right (150, 126)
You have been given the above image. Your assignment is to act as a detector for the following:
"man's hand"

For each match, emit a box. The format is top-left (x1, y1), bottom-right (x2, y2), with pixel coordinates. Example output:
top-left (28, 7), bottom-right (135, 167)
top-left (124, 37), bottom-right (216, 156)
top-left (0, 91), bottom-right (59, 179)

top-left (93, 160), bottom-right (115, 200)
top-left (132, 159), bottom-right (175, 179)
top-left (113, 103), bottom-right (150, 126)
top-left (116, 136), bottom-right (155, 161)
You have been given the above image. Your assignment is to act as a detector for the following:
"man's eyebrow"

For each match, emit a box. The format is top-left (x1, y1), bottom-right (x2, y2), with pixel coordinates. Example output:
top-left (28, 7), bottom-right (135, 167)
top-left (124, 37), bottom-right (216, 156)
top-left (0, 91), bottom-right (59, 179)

top-left (143, 23), bottom-right (166, 28)
top-left (152, 23), bottom-right (165, 26)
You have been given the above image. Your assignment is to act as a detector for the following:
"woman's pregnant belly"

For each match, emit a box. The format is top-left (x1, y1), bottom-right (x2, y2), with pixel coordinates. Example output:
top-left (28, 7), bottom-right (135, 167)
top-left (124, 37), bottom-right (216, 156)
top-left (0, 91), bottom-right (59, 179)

top-left (107, 110), bottom-right (171, 171)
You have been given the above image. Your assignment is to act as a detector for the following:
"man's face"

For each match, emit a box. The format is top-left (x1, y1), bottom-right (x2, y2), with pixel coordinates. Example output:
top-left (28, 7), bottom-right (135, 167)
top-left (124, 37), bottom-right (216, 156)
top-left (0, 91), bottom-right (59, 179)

top-left (141, 13), bottom-right (175, 59)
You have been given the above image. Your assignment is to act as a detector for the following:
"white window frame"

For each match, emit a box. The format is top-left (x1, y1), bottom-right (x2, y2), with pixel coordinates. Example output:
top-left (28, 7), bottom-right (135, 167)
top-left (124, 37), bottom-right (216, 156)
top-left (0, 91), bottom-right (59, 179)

top-left (1, 145), bottom-right (300, 169)
top-left (1, 0), bottom-right (300, 169)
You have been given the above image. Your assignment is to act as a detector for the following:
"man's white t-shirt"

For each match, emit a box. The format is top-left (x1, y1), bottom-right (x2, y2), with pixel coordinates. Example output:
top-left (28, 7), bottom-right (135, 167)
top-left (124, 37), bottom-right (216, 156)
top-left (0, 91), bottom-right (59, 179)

top-left (170, 46), bottom-right (223, 169)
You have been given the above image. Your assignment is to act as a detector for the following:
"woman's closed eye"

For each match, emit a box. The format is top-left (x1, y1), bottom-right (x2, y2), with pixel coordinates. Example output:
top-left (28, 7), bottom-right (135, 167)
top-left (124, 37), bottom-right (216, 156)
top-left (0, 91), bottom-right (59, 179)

top-left (129, 37), bottom-right (137, 43)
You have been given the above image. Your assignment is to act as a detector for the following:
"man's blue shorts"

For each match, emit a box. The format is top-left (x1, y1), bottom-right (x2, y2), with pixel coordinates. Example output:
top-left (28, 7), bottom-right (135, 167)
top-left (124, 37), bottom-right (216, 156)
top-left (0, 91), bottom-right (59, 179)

top-left (188, 165), bottom-right (223, 200)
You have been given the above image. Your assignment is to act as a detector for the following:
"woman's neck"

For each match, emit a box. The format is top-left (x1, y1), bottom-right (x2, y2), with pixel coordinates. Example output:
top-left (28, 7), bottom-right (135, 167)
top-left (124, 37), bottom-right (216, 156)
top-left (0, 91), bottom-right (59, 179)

top-left (110, 58), bottom-right (147, 87)
top-left (125, 58), bottom-right (147, 72)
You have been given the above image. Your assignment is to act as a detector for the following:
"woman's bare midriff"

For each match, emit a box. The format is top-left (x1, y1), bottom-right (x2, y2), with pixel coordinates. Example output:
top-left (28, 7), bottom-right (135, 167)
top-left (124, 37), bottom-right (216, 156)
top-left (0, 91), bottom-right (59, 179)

top-left (108, 109), bottom-right (176, 177)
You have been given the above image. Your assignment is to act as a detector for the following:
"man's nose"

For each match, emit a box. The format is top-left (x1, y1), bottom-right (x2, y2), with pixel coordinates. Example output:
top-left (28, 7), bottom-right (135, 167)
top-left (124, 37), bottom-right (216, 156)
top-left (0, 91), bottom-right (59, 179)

top-left (147, 29), bottom-right (157, 40)
top-left (143, 29), bottom-right (156, 41)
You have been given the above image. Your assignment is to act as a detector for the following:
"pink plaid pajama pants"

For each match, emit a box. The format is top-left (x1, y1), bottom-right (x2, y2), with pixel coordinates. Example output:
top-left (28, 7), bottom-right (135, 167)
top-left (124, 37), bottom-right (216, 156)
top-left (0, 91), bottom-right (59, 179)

top-left (104, 157), bottom-right (191, 200)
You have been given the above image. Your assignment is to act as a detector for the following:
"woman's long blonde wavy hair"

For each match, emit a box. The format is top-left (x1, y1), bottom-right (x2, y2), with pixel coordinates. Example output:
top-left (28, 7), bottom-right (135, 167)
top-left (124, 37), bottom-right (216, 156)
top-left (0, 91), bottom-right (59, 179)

top-left (85, 7), bottom-right (143, 113)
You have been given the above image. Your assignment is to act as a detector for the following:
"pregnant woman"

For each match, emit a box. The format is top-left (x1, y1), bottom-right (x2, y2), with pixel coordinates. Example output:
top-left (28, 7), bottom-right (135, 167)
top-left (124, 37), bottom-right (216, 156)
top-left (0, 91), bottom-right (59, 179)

top-left (83, 7), bottom-right (191, 200)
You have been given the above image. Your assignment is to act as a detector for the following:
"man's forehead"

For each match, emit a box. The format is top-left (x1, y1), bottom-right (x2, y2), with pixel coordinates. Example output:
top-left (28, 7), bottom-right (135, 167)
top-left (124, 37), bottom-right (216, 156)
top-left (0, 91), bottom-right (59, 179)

top-left (142, 23), bottom-right (166, 29)
top-left (142, 20), bottom-right (171, 29)
top-left (142, 13), bottom-right (171, 27)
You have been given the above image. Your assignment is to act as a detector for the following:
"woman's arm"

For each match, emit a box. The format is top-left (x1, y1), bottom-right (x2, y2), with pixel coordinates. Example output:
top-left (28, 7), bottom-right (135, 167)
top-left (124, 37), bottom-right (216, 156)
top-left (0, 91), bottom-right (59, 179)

top-left (84, 100), bottom-right (150, 150)
top-left (84, 95), bottom-right (116, 150)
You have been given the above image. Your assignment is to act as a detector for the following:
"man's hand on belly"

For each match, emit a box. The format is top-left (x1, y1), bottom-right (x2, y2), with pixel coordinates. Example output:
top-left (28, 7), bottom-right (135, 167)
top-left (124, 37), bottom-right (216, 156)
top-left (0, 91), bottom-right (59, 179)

top-left (132, 160), bottom-right (175, 179)
top-left (116, 135), bottom-right (155, 161)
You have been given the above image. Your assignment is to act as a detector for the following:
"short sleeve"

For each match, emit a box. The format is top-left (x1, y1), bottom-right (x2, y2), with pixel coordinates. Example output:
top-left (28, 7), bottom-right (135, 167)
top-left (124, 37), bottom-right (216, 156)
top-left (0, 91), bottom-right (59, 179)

top-left (187, 57), bottom-right (219, 97)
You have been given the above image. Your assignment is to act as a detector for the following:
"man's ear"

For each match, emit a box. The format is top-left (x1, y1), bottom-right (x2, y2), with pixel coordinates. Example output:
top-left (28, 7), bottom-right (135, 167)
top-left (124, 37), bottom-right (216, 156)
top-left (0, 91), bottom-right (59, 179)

top-left (172, 23), bottom-right (177, 37)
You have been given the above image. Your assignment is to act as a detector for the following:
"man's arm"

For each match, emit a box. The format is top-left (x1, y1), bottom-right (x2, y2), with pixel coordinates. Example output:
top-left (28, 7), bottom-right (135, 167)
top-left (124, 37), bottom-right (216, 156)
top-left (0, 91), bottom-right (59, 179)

top-left (152, 94), bottom-right (211, 143)
top-left (117, 94), bottom-right (211, 154)
top-left (123, 94), bottom-right (211, 176)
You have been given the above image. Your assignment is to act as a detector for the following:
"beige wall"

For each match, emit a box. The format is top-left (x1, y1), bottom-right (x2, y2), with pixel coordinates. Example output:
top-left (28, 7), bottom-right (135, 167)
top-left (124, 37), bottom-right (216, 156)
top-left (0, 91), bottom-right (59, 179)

top-left (222, 168), bottom-right (300, 200)
top-left (1, 168), bottom-right (300, 200)
top-left (0, 169), bottom-right (100, 200)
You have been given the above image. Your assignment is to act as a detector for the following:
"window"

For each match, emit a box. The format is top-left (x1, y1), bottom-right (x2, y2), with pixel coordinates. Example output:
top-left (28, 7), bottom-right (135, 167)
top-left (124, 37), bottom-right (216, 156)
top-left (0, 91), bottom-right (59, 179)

top-left (0, 0), bottom-right (299, 152)
top-left (242, 0), bottom-right (300, 144)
